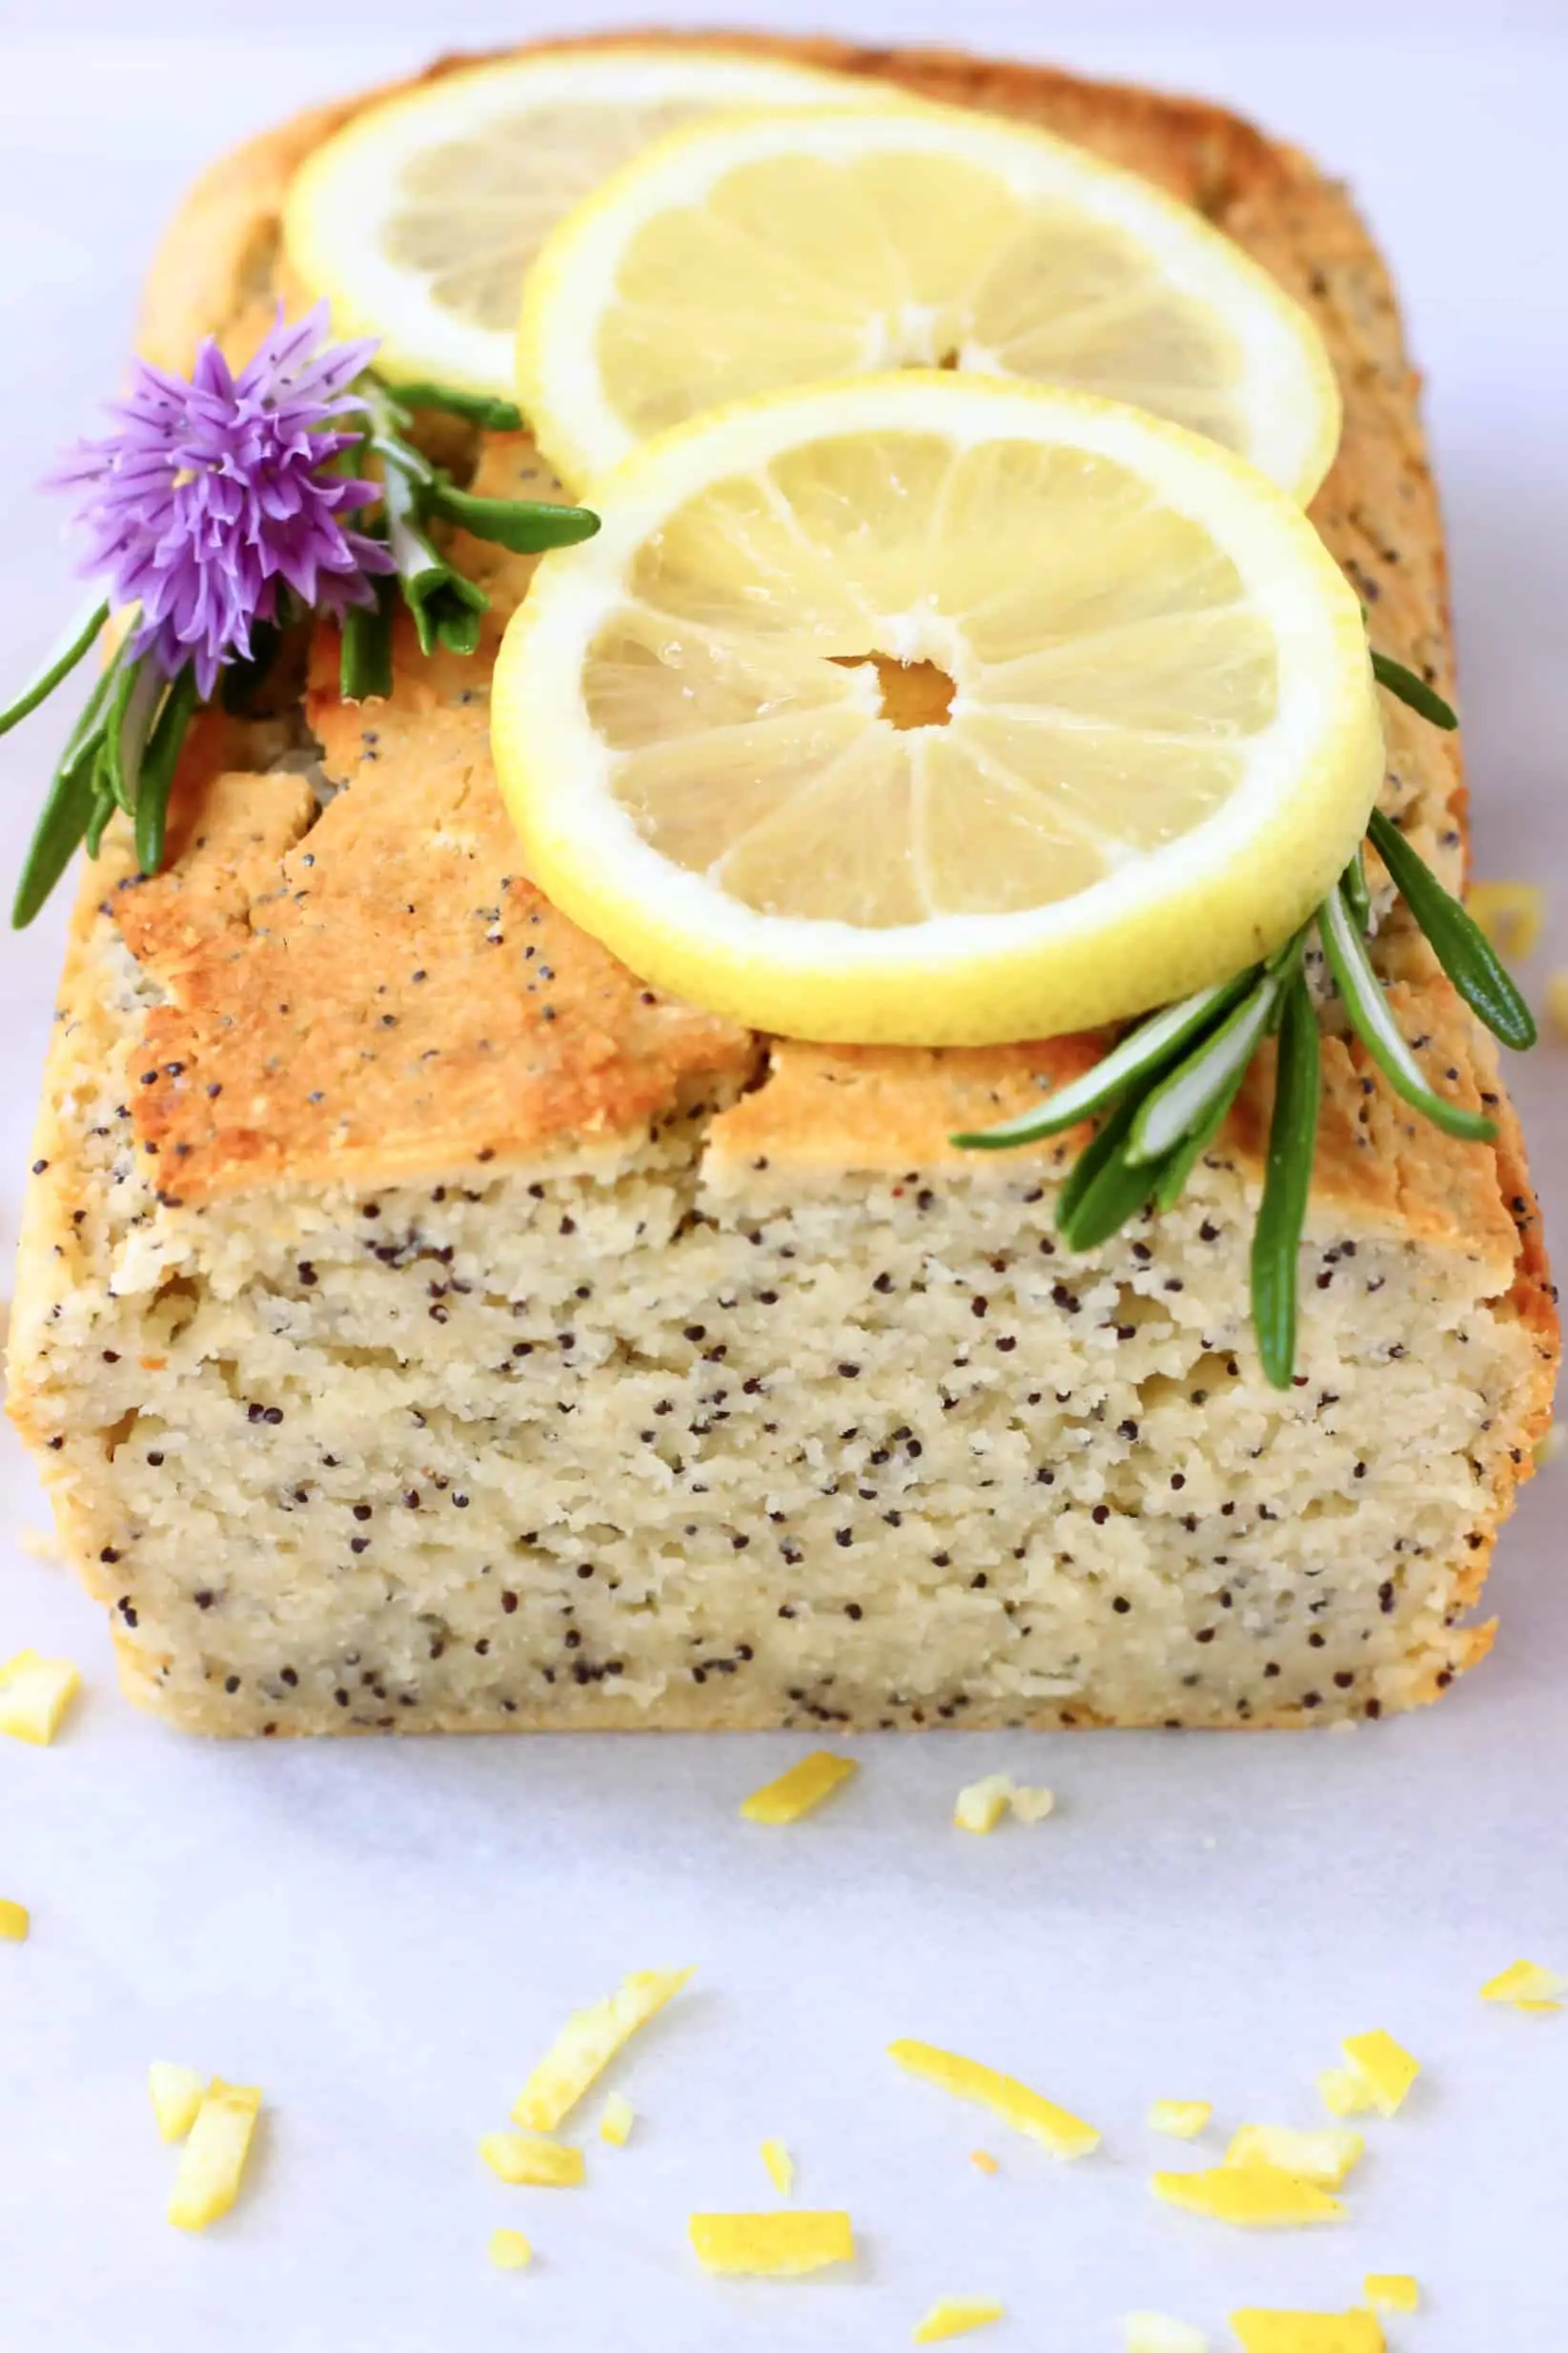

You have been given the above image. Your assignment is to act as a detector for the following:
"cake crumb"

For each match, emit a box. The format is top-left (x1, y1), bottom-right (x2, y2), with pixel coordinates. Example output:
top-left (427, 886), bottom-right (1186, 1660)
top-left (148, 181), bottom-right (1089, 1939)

top-left (953, 1774), bottom-right (1013, 1833)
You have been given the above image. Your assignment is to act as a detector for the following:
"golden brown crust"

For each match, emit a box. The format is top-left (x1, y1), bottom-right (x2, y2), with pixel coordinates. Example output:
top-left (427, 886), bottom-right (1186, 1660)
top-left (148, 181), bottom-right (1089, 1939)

top-left (708, 985), bottom-right (1520, 1263)
top-left (119, 446), bottom-right (754, 1198)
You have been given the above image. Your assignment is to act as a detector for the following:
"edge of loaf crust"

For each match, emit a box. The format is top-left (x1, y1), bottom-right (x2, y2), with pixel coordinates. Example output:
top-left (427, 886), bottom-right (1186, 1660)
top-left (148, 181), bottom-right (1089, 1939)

top-left (7, 31), bottom-right (1558, 1736)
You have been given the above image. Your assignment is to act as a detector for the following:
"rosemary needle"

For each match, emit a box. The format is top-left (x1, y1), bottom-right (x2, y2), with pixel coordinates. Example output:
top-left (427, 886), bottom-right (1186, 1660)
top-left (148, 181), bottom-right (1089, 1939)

top-left (1251, 962), bottom-right (1320, 1388)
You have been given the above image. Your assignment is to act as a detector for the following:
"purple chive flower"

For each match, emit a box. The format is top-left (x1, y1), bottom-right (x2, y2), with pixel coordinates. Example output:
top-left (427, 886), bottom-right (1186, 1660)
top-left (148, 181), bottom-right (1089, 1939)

top-left (48, 302), bottom-right (394, 698)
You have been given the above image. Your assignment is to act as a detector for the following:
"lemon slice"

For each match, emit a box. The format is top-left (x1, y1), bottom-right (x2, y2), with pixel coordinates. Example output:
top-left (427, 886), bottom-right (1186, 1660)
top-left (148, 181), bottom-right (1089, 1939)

top-left (281, 47), bottom-right (889, 397)
top-left (518, 102), bottom-right (1339, 500)
top-left (492, 375), bottom-right (1381, 1047)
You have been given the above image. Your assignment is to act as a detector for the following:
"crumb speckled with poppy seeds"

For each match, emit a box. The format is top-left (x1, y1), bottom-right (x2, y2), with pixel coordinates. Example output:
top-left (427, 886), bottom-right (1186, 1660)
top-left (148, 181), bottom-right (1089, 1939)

top-left (4, 30), bottom-right (1557, 1735)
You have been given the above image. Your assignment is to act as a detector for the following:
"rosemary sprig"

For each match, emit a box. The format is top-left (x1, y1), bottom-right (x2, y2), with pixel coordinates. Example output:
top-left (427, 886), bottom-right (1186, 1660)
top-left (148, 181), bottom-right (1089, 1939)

top-left (107, 655), bottom-right (164, 813)
top-left (1152, 1056), bottom-right (1251, 1214)
top-left (950, 973), bottom-right (1249, 1150)
top-left (0, 600), bottom-right (109, 740)
top-left (11, 641), bottom-right (128, 926)
top-left (133, 666), bottom-right (200, 876)
top-left (1340, 843), bottom-right (1372, 933)
top-left (1371, 647), bottom-right (1458, 731)
top-left (952, 669), bottom-right (1536, 1386)
top-left (1251, 961), bottom-right (1321, 1386)
top-left (1320, 882), bottom-right (1496, 1141)
top-left (1367, 806), bottom-right (1536, 1049)
top-left (1126, 952), bottom-right (1293, 1165)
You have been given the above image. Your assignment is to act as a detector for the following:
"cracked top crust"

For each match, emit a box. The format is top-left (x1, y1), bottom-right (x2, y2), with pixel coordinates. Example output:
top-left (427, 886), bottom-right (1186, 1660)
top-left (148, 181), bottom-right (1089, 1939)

top-left (60, 31), bottom-right (1538, 1303)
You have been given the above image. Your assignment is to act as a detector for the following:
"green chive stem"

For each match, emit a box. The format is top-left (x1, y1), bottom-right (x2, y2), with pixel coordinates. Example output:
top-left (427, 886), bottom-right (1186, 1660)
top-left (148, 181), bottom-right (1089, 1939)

top-left (424, 473), bottom-right (601, 555)
top-left (340, 581), bottom-right (395, 703)
top-left (374, 379), bottom-right (525, 432)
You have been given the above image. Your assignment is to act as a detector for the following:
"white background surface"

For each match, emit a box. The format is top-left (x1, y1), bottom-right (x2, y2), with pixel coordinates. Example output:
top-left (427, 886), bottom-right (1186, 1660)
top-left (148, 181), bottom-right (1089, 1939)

top-left (2, 6), bottom-right (1567, 2346)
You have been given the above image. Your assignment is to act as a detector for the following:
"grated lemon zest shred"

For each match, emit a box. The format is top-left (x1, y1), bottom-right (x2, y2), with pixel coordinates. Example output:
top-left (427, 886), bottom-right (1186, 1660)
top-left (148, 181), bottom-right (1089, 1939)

top-left (1231, 2312), bottom-right (1384, 2352)
top-left (760, 2138), bottom-right (795, 2195)
top-left (1479, 1957), bottom-right (1567, 2008)
top-left (0, 1649), bottom-right (81, 1746)
top-left (1361, 2275), bottom-right (1418, 2314)
top-left (1148, 2099), bottom-right (1212, 2139)
top-left (741, 1751), bottom-right (858, 1824)
top-left (479, 2132), bottom-right (584, 2186)
top-left (1151, 2161), bottom-right (1344, 2227)
top-left (889, 2038), bottom-right (1099, 2159)
top-left (512, 1966), bottom-right (694, 2130)
top-left (600, 2092), bottom-right (636, 2146)
top-left (1223, 2124), bottom-right (1364, 2187)
top-left (488, 2226), bottom-right (533, 2270)
top-left (1337, 2031), bottom-right (1419, 2117)
top-left (167, 2078), bottom-right (262, 2230)
top-left (912, 2296), bottom-right (1006, 2343)
top-left (688, 2209), bottom-right (853, 2275)
top-left (149, 2061), bottom-right (207, 2143)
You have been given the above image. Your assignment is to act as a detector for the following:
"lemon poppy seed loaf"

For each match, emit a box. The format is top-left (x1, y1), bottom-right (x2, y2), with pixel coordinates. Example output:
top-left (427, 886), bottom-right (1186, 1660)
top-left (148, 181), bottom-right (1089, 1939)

top-left (6, 31), bottom-right (1556, 1734)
